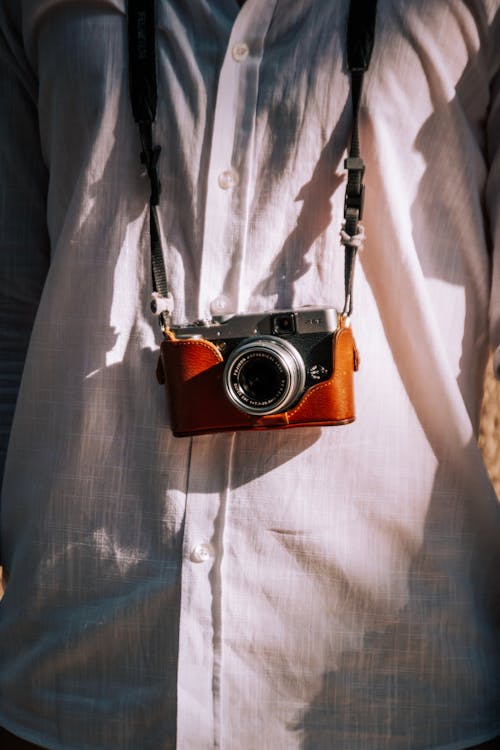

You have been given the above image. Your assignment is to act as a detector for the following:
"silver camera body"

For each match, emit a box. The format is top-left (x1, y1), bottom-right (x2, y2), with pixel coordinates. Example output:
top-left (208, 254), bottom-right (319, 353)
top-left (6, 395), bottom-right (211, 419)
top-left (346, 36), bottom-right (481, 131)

top-left (170, 306), bottom-right (339, 416)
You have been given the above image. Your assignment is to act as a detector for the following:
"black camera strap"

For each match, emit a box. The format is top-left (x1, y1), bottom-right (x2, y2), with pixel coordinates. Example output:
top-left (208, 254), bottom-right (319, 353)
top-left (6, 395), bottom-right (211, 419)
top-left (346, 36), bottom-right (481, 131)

top-left (128, 0), bottom-right (171, 328)
top-left (127, 0), bottom-right (377, 327)
top-left (342, 0), bottom-right (377, 316)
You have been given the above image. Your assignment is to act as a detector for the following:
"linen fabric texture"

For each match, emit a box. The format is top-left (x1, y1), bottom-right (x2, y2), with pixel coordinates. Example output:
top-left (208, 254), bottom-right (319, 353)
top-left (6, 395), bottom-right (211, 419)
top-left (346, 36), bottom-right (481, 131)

top-left (0, 1), bottom-right (500, 749)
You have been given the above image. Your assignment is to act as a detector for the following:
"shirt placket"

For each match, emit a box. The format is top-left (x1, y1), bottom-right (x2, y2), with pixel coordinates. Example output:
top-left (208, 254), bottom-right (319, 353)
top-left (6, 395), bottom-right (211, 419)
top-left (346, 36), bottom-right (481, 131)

top-left (176, 4), bottom-right (277, 749)
top-left (197, 1), bottom-right (277, 320)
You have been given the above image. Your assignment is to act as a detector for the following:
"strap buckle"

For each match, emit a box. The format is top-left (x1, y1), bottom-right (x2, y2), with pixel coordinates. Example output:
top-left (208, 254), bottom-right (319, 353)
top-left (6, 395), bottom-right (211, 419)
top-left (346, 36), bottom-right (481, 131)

top-left (140, 144), bottom-right (161, 206)
top-left (344, 156), bottom-right (365, 221)
top-left (139, 122), bottom-right (162, 205)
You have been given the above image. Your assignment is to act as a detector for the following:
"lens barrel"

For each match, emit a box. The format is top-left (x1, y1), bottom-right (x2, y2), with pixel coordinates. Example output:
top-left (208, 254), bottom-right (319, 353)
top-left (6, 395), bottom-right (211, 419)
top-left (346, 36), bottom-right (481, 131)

top-left (223, 337), bottom-right (306, 416)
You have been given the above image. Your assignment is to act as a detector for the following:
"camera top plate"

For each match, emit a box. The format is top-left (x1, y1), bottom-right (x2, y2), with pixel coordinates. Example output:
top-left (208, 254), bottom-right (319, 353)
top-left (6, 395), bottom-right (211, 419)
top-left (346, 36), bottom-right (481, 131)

top-left (170, 306), bottom-right (339, 341)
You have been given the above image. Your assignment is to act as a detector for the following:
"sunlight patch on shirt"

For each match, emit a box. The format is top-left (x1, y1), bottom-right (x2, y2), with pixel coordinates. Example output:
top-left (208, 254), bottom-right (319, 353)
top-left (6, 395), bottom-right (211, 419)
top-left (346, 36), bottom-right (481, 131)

top-left (106, 220), bottom-right (143, 367)
top-left (93, 528), bottom-right (147, 575)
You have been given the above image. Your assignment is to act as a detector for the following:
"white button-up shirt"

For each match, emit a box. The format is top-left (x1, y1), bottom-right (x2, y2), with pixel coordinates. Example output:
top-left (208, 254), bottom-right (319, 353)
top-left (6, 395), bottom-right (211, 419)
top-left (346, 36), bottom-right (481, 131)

top-left (1, 1), bottom-right (499, 748)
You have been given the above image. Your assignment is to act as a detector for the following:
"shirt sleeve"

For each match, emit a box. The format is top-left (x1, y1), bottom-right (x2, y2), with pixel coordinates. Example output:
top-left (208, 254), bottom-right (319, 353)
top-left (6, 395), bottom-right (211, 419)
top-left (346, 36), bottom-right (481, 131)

top-left (487, 4), bottom-right (500, 377)
top-left (0, 4), bottom-right (50, 484)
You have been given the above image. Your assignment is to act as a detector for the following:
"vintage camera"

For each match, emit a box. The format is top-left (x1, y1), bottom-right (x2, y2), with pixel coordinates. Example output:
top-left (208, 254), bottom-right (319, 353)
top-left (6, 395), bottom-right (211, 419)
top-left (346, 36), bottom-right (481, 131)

top-left (156, 307), bottom-right (359, 436)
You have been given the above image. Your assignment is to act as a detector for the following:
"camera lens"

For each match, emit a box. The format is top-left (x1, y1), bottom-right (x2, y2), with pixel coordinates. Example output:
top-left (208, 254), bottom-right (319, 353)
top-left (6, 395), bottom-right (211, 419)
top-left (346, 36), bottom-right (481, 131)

top-left (238, 355), bottom-right (285, 403)
top-left (223, 337), bottom-right (306, 416)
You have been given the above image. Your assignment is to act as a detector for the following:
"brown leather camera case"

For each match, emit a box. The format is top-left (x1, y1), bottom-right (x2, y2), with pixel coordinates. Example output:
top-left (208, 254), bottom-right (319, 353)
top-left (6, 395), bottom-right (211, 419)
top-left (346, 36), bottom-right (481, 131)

top-left (157, 325), bottom-right (359, 436)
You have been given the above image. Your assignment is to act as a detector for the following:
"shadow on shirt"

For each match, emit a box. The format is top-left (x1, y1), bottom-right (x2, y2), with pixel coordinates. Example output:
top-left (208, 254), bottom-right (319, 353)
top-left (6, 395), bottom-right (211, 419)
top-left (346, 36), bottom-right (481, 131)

top-left (293, 8), bottom-right (500, 749)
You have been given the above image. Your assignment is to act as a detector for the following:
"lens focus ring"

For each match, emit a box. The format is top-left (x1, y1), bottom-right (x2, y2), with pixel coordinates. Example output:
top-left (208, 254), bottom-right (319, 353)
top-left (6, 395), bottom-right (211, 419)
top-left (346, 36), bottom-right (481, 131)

top-left (223, 337), bottom-right (306, 416)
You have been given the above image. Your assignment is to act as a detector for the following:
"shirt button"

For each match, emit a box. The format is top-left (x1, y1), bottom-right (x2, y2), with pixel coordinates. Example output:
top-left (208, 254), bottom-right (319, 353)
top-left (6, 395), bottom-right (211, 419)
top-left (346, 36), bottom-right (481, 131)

top-left (210, 295), bottom-right (231, 315)
top-left (232, 42), bottom-right (249, 62)
top-left (218, 169), bottom-right (239, 190)
top-left (190, 543), bottom-right (212, 563)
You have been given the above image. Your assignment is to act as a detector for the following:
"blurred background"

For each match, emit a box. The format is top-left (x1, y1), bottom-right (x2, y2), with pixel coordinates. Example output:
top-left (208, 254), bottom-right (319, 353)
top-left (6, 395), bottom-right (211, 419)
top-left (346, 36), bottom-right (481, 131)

top-left (479, 357), bottom-right (500, 496)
